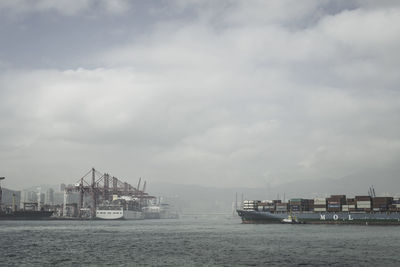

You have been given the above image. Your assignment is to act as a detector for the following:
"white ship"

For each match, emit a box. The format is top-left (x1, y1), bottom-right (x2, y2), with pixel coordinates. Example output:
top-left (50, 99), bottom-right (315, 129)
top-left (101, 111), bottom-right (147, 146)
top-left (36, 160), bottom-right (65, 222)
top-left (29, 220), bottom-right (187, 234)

top-left (143, 203), bottom-right (179, 219)
top-left (96, 196), bottom-right (178, 220)
top-left (96, 205), bottom-right (124, 220)
top-left (96, 196), bottom-right (145, 220)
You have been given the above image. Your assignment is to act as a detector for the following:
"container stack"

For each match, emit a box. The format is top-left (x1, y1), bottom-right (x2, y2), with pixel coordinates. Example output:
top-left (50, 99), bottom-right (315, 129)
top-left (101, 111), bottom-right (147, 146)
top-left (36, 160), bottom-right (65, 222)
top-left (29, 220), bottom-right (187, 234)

top-left (342, 204), bottom-right (349, 212)
top-left (313, 198), bottom-right (327, 212)
top-left (327, 195), bottom-right (346, 212)
top-left (289, 198), bottom-right (307, 212)
top-left (355, 196), bottom-right (371, 212)
top-left (275, 202), bottom-right (288, 212)
top-left (243, 200), bottom-right (260, 211)
top-left (303, 199), bottom-right (314, 211)
top-left (389, 198), bottom-right (400, 211)
top-left (258, 200), bottom-right (275, 212)
top-left (372, 197), bottom-right (393, 212)
top-left (346, 198), bottom-right (356, 212)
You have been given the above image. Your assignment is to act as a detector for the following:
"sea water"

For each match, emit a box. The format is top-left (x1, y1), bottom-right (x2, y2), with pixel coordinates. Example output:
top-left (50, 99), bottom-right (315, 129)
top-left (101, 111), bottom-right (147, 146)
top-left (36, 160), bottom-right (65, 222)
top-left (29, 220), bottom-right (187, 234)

top-left (1, 215), bottom-right (400, 266)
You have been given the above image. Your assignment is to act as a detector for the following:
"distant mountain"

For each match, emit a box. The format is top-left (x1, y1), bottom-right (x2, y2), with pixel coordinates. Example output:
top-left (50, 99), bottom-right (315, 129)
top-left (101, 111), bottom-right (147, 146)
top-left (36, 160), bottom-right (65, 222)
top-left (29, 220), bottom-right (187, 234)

top-left (271, 166), bottom-right (400, 198)
top-left (148, 166), bottom-right (400, 214)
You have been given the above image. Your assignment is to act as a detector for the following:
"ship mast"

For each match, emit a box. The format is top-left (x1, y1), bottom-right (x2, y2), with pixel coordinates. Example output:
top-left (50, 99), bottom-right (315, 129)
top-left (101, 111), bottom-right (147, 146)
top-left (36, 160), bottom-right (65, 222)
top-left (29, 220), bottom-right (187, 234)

top-left (0, 177), bottom-right (5, 211)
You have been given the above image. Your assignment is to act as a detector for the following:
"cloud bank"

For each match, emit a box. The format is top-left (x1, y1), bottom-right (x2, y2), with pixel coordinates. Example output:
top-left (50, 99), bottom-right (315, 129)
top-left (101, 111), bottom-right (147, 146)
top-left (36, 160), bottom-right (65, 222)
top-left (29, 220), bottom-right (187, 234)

top-left (1, 1), bottom-right (399, 190)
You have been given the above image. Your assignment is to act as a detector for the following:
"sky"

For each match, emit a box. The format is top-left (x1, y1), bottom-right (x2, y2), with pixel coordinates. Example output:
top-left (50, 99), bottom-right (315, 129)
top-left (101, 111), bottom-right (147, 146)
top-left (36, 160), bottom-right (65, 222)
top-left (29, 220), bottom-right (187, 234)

top-left (0, 0), bottom-right (400, 190)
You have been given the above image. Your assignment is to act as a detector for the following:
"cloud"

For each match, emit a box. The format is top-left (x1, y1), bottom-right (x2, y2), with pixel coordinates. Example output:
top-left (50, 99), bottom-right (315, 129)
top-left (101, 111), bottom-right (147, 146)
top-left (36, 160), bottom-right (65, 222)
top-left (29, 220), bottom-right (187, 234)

top-left (0, 0), bottom-right (130, 16)
top-left (1, 1), bottom-right (400, 189)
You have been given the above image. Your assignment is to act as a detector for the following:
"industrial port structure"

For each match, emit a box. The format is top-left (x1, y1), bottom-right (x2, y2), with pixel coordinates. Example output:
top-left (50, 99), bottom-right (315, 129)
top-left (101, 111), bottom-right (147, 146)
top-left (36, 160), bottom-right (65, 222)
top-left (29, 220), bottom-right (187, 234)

top-left (1, 168), bottom-right (178, 220)
top-left (63, 168), bottom-right (154, 218)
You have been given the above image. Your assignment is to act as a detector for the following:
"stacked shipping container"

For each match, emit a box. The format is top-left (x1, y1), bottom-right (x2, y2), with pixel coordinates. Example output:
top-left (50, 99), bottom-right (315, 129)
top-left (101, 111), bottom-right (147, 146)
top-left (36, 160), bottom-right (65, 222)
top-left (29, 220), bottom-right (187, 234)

top-left (243, 196), bottom-right (399, 213)
top-left (390, 198), bottom-right (400, 211)
top-left (372, 197), bottom-right (392, 211)
top-left (243, 200), bottom-right (259, 211)
top-left (327, 195), bottom-right (346, 212)
top-left (356, 196), bottom-right (371, 212)
top-left (275, 202), bottom-right (288, 212)
top-left (346, 198), bottom-right (356, 212)
top-left (313, 198), bottom-right (327, 212)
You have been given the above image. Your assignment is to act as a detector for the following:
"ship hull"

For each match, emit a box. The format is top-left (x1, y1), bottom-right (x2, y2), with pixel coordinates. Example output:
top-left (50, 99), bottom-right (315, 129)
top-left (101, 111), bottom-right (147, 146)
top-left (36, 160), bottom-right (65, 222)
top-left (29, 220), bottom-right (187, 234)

top-left (96, 209), bottom-right (124, 220)
top-left (237, 210), bottom-right (400, 225)
top-left (0, 211), bottom-right (54, 220)
top-left (96, 208), bottom-right (145, 220)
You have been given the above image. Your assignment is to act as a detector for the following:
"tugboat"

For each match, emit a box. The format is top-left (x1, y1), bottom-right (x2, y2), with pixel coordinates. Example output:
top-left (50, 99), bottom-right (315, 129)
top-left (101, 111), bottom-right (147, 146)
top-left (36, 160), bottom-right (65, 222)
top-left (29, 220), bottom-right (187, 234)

top-left (281, 214), bottom-right (302, 224)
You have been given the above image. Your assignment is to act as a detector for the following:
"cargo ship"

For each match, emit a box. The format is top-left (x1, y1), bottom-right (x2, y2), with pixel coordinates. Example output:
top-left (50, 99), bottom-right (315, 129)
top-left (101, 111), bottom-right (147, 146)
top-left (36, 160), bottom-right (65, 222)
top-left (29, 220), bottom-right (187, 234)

top-left (0, 177), bottom-right (54, 220)
top-left (96, 197), bottom-right (178, 220)
top-left (96, 196), bottom-right (144, 220)
top-left (0, 210), bottom-right (54, 220)
top-left (237, 194), bottom-right (400, 225)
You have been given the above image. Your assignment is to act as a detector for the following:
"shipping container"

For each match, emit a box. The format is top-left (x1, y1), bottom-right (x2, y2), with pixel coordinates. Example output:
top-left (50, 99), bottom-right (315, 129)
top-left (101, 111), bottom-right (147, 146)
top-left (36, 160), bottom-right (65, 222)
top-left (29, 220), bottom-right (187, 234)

top-left (330, 195), bottom-right (346, 199)
top-left (327, 208), bottom-right (341, 212)
top-left (314, 208), bottom-right (327, 212)
top-left (356, 200), bottom-right (371, 205)
top-left (355, 196), bottom-right (371, 201)
top-left (327, 201), bottom-right (340, 204)
top-left (346, 198), bottom-right (356, 204)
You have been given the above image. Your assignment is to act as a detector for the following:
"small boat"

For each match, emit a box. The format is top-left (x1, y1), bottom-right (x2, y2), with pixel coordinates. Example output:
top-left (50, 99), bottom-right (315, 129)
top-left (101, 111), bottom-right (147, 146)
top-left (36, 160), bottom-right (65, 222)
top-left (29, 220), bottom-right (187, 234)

top-left (281, 214), bottom-right (302, 224)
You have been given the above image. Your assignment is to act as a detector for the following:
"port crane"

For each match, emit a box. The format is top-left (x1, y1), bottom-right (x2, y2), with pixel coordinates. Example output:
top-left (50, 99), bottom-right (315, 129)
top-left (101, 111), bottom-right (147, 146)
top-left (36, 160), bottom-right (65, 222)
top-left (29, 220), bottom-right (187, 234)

top-left (64, 168), bottom-right (154, 218)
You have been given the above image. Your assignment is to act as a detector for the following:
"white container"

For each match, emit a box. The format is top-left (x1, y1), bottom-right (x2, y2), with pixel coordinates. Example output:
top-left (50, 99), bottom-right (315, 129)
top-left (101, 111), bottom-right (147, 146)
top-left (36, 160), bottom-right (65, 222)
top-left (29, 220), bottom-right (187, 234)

top-left (357, 205), bottom-right (371, 209)
top-left (357, 201), bottom-right (371, 205)
top-left (314, 198), bottom-right (326, 205)
top-left (348, 205), bottom-right (356, 208)
top-left (342, 207), bottom-right (349, 211)
top-left (357, 203), bottom-right (371, 207)
top-left (314, 208), bottom-right (327, 212)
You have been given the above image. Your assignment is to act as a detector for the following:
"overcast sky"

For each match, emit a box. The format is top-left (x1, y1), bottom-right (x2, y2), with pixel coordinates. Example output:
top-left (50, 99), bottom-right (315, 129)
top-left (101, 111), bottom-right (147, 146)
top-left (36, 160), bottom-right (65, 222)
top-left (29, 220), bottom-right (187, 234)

top-left (1, 0), bottom-right (399, 190)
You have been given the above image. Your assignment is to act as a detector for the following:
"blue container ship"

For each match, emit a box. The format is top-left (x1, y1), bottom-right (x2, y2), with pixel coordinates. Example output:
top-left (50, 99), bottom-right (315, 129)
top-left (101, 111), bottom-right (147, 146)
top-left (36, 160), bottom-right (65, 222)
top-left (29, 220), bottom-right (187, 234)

top-left (237, 195), bottom-right (400, 225)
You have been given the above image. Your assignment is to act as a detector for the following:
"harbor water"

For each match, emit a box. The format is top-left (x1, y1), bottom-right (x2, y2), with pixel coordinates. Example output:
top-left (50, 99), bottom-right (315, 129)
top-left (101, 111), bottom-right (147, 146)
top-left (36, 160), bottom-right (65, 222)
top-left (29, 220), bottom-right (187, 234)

top-left (1, 215), bottom-right (400, 266)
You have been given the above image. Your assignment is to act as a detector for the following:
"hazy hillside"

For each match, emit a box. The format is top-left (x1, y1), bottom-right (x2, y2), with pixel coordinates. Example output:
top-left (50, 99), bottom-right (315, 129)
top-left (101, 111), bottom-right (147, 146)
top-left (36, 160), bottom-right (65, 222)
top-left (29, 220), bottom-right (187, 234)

top-left (9, 166), bottom-right (399, 215)
top-left (149, 166), bottom-right (400, 214)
